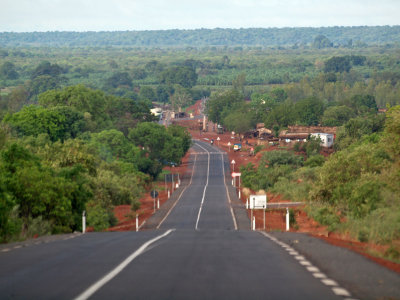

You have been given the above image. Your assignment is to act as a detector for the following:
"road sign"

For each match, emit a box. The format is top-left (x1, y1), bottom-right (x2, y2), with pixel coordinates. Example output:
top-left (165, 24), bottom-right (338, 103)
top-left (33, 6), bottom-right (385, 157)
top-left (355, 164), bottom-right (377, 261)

top-left (231, 160), bottom-right (235, 164)
top-left (249, 195), bottom-right (267, 209)
top-left (150, 190), bottom-right (159, 198)
top-left (217, 137), bottom-right (220, 141)
top-left (231, 172), bottom-right (241, 177)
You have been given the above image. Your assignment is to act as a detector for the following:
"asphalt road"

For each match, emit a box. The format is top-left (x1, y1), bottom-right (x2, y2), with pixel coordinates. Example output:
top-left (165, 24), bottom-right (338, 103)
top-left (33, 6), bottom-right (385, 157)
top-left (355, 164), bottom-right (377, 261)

top-left (0, 140), bottom-right (399, 300)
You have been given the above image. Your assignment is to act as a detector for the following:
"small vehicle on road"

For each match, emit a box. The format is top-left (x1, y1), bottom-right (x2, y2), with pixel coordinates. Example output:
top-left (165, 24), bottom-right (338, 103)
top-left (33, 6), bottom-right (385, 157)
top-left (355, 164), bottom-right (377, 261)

top-left (233, 143), bottom-right (242, 151)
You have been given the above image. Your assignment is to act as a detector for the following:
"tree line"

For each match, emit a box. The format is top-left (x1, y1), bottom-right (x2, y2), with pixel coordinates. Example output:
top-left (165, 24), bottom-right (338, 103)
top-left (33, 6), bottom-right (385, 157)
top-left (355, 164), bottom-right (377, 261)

top-left (1, 26), bottom-right (400, 47)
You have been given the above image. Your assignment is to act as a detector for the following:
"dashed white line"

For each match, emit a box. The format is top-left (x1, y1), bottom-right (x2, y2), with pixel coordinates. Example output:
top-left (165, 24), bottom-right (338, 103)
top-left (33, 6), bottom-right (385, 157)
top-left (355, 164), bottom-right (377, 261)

top-left (312, 273), bottom-right (327, 279)
top-left (321, 279), bottom-right (338, 286)
top-left (259, 231), bottom-right (356, 299)
top-left (307, 266), bottom-right (320, 272)
top-left (195, 143), bottom-right (210, 230)
top-left (332, 287), bottom-right (351, 297)
top-left (299, 260), bottom-right (312, 266)
top-left (156, 154), bottom-right (197, 229)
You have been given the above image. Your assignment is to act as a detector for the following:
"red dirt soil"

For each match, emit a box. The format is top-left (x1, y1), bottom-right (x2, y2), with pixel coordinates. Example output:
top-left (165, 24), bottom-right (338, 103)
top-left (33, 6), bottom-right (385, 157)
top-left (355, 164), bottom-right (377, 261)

top-left (108, 150), bottom-right (192, 232)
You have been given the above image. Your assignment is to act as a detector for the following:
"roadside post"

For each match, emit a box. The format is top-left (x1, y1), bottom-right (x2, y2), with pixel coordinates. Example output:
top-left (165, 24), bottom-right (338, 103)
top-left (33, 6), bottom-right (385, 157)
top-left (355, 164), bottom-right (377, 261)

top-left (136, 214), bottom-right (139, 232)
top-left (231, 159), bottom-right (236, 172)
top-left (217, 136), bottom-right (220, 146)
top-left (286, 208), bottom-right (290, 231)
top-left (82, 210), bottom-right (86, 234)
top-left (227, 142), bottom-right (231, 152)
top-left (171, 173), bottom-right (174, 193)
top-left (150, 190), bottom-right (159, 213)
top-left (263, 205), bottom-right (266, 230)
top-left (231, 172), bottom-right (241, 197)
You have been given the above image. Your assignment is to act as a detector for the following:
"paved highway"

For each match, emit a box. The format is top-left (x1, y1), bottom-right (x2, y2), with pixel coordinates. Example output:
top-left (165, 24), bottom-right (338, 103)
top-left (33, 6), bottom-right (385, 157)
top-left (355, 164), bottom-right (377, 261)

top-left (0, 140), bottom-right (399, 299)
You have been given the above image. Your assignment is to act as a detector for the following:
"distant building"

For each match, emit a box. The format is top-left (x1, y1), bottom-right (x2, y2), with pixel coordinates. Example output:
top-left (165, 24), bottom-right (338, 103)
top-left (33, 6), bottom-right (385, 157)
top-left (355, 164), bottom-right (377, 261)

top-left (310, 133), bottom-right (334, 148)
top-left (150, 107), bottom-right (162, 116)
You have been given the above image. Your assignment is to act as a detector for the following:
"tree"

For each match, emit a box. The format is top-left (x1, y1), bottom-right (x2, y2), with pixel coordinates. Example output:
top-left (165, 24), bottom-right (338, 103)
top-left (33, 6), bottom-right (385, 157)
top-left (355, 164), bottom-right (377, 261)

top-left (205, 89), bottom-right (244, 124)
top-left (170, 86), bottom-right (193, 112)
top-left (4, 105), bottom-right (85, 142)
top-left (294, 97), bottom-right (325, 126)
top-left (160, 66), bottom-right (198, 88)
top-left (324, 56), bottom-right (351, 73)
top-left (223, 110), bottom-right (253, 134)
top-left (232, 73), bottom-right (246, 94)
top-left (264, 101), bottom-right (297, 128)
top-left (321, 105), bottom-right (355, 126)
top-left (0, 144), bottom-right (74, 232)
top-left (313, 35), bottom-right (333, 49)
top-left (104, 72), bottom-right (133, 89)
top-left (0, 62), bottom-right (19, 80)
top-left (31, 61), bottom-right (64, 79)
top-left (139, 86), bottom-right (156, 102)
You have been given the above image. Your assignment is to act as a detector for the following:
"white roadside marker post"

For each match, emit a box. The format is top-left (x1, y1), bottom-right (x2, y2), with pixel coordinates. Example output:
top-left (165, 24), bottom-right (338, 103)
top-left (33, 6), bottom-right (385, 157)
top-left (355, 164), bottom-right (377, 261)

top-left (286, 208), bottom-right (290, 231)
top-left (157, 198), bottom-right (160, 209)
top-left (252, 216), bottom-right (256, 231)
top-left (168, 189), bottom-right (170, 199)
top-left (263, 205), bottom-right (266, 230)
top-left (136, 214), bottom-right (139, 232)
top-left (238, 174), bottom-right (241, 199)
top-left (82, 210), bottom-right (86, 234)
top-left (246, 198), bottom-right (249, 209)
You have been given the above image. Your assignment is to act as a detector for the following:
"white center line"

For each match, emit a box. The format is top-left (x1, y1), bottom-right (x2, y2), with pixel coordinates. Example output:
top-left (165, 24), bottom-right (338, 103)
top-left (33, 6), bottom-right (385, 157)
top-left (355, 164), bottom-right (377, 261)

top-left (74, 229), bottom-right (174, 300)
top-left (195, 143), bottom-right (210, 230)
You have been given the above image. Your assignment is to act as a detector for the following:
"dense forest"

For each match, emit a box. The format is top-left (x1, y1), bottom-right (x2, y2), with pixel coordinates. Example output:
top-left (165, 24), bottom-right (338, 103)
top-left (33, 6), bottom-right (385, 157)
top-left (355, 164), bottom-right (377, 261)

top-left (1, 27), bottom-right (400, 257)
top-left (1, 26), bottom-right (400, 47)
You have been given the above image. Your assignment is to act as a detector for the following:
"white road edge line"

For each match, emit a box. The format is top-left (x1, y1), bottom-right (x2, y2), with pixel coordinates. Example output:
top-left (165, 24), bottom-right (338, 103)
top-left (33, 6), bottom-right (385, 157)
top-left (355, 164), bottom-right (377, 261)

top-left (74, 229), bottom-right (174, 300)
top-left (221, 152), bottom-right (238, 230)
top-left (195, 143), bottom-right (210, 230)
top-left (156, 151), bottom-right (197, 229)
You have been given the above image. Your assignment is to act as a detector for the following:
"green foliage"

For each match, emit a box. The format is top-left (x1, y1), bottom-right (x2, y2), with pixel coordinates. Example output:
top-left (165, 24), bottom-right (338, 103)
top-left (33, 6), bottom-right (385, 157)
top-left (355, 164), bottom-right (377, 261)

top-left (206, 89), bottom-right (244, 124)
top-left (128, 122), bottom-right (191, 177)
top-left (4, 105), bottom-right (85, 142)
top-left (294, 97), bottom-right (325, 126)
top-left (241, 150), bottom-right (304, 192)
top-left (31, 61), bottom-right (64, 79)
top-left (86, 202), bottom-right (113, 231)
top-left (322, 105), bottom-right (355, 126)
top-left (223, 110), bottom-right (253, 134)
top-left (310, 206), bottom-right (341, 231)
top-left (3, 27), bottom-right (399, 47)
top-left (304, 154), bottom-right (325, 168)
top-left (324, 56), bottom-right (351, 73)
top-left (104, 72), bottom-right (133, 89)
top-left (0, 62), bottom-right (19, 80)
top-left (313, 35), bottom-right (333, 49)
top-left (262, 150), bottom-right (303, 168)
top-left (160, 66), bottom-right (197, 88)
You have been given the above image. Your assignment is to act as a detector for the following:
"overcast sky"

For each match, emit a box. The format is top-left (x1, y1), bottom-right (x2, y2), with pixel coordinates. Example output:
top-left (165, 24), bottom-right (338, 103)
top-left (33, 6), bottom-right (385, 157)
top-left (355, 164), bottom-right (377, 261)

top-left (1, 0), bottom-right (399, 32)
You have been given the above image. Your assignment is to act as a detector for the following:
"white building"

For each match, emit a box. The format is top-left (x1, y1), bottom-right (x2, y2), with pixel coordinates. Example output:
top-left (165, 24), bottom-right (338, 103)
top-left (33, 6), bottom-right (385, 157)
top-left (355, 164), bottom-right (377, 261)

top-left (310, 133), bottom-right (334, 148)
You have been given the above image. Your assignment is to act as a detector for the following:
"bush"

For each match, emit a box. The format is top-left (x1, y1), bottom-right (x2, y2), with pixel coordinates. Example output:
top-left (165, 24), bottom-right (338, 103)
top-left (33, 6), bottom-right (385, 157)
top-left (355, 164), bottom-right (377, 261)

top-left (262, 150), bottom-right (303, 167)
top-left (304, 155), bottom-right (325, 168)
top-left (86, 202), bottom-right (112, 231)
top-left (309, 206), bottom-right (340, 231)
